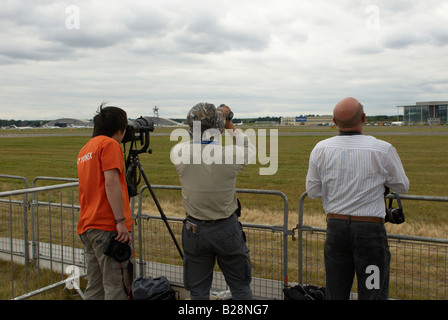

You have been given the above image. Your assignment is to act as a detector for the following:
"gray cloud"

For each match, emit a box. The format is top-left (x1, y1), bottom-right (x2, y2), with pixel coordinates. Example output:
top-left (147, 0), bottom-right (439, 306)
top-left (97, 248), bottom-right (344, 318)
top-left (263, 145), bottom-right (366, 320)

top-left (1, 0), bottom-right (448, 120)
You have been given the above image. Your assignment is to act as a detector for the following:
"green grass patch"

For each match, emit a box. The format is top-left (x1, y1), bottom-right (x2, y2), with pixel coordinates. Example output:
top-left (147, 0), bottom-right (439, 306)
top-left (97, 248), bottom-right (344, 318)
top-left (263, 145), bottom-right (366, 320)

top-left (1, 126), bottom-right (447, 236)
top-left (1, 125), bottom-right (447, 299)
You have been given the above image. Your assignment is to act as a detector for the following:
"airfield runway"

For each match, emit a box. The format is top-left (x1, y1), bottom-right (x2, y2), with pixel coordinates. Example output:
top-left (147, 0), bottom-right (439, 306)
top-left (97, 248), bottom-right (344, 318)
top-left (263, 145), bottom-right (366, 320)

top-left (1, 130), bottom-right (448, 138)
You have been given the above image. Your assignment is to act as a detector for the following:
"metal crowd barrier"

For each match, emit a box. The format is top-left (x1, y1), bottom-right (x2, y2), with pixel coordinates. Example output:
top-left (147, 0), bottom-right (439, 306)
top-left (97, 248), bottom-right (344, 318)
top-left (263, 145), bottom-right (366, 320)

top-left (0, 175), bottom-right (290, 300)
top-left (1, 174), bottom-right (447, 300)
top-left (298, 191), bottom-right (448, 300)
top-left (134, 184), bottom-right (292, 300)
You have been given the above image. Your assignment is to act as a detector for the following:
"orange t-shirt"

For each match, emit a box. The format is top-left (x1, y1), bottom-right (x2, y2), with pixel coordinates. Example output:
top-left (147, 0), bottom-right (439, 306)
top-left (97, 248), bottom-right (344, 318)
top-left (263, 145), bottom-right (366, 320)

top-left (77, 135), bottom-right (132, 234)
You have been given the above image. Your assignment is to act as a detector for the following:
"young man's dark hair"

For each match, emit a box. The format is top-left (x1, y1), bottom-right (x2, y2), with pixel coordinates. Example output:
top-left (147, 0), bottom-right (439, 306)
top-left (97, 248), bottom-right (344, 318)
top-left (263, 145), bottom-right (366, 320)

top-left (92, 102), bottom-right (128, 138)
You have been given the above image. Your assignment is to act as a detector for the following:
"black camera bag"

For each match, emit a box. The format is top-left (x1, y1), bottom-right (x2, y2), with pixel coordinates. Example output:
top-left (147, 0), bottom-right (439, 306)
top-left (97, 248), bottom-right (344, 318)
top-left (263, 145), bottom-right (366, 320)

top-left (133, 276), bottom-right (176, 300)
top-left (283, 284), bottom-right (325, 300)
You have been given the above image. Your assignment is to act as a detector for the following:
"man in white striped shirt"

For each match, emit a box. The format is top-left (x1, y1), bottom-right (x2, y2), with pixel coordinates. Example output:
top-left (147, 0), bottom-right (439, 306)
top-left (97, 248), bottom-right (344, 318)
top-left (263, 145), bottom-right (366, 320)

top-left (306, 97), bottom-right (409, 299)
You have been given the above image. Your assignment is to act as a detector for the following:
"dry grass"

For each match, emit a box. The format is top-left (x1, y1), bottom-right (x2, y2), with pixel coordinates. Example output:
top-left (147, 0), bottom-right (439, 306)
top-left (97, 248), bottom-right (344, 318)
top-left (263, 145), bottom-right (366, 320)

top-left (141, 195), bottom-right (448, 239)
top-left (0, 260), bottom-right (85, 300)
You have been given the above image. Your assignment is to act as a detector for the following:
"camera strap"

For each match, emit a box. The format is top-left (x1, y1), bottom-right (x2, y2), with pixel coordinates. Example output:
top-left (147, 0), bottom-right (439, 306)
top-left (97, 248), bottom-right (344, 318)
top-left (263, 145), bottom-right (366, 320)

top-left (120, 260), bottom-right (134, 300)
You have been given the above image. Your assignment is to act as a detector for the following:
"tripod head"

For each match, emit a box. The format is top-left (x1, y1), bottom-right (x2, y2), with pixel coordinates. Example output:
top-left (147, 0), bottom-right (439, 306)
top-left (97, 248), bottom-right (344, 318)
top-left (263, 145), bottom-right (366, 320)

top-left (122, 116), bottom-right (154, 156)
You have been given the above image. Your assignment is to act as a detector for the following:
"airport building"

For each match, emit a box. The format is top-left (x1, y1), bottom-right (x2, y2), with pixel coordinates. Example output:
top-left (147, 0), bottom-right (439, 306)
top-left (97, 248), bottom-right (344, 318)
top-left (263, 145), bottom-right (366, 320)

top-left (44, 117), bottom-right (182, 128)
top-left (399, 101), bottom-right (448, 125)
top-left (44, 118), bottom-right (92, 128)
top-left (280, 115), bottom-right (333, 126)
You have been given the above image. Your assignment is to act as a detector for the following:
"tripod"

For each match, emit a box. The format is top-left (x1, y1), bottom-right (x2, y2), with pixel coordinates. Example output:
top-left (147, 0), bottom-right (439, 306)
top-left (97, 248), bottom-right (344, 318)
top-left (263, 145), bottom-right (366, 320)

top-left (124, 135), bottom-right (184, 260)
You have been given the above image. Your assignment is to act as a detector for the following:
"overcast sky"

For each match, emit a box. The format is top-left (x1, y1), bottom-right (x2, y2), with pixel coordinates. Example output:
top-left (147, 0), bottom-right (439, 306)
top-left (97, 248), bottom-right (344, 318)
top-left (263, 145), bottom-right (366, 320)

top-left (1, 0), bottom-right (447, 120)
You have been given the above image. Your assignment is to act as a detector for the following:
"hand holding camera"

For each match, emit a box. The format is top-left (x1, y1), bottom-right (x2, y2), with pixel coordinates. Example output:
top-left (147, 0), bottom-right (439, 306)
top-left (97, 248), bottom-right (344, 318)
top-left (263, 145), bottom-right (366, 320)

top-left (218, 104), bottom-right (239, 133)
top-left (103, 231), bottom-right (132, 262)
top-left (218, 104), bottom-right (233, 120)
top-left (115, 219), bottom-right (132, 244)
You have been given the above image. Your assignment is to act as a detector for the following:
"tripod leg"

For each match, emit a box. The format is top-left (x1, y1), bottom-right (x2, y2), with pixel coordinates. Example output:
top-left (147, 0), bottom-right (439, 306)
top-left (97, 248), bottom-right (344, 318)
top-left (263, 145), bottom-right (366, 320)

top-left (137, 162), bottom-right (184, 259)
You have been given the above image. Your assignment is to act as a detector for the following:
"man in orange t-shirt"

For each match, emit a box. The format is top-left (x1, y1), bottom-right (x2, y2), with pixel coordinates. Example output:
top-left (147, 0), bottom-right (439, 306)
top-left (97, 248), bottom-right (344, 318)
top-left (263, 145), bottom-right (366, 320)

top-left (77, 103), bottom-right (133, 300)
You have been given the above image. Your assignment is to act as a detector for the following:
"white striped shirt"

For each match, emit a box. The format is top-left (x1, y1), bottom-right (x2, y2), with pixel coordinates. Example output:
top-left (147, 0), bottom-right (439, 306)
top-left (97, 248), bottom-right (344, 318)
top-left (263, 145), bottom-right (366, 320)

top-left (306, 134), bottom-right (409, 218)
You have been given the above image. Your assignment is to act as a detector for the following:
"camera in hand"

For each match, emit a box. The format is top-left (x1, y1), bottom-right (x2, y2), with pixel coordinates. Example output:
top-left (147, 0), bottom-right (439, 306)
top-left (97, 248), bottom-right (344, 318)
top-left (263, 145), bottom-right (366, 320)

top-left (385, 206), bottom-right (405, 224)
top-left (384, 188), bottom-right (405, 224)
top-left (218, 104), bottom-right (234, 120)
top-left (103, 232), bottom-right (131, 262)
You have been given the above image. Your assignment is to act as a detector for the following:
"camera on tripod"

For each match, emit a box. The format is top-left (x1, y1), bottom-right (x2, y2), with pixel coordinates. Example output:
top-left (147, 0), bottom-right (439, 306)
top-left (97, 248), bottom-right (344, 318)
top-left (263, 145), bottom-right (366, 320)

top-left (122, 116), bottom-right (154, 198)
top-left (120, 114), bottom-right (184, 259)
top-left (384, 187), bottom-right (405, 224)
top-left (122, 116), bottom-right (154, 144)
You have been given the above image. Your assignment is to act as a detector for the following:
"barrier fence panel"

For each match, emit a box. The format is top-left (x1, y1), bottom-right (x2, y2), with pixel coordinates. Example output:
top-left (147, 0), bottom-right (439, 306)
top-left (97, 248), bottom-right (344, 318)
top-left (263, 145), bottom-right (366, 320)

top-left (135, 185), bottom-right (290, 300)
top-left (298, 192), bottom-right (448, 300)
top-left (0, 178), bottom-right (83, 299)
top-left (3, 175), bottom-right (446, 300)
top-left (0, 177), bottom-right (290, 300)
top-left (0, 175), bottom-right (30, 299)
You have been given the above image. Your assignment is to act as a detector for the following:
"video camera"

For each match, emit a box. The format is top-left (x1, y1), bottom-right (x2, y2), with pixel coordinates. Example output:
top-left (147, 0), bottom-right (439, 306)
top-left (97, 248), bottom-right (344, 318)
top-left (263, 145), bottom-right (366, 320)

top-left (384, 187), bottom-right (405, 224)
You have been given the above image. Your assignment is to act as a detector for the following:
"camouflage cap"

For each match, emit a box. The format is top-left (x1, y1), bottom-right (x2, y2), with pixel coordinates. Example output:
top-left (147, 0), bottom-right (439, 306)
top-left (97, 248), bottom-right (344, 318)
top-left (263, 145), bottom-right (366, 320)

top-left (187, 102), bottom-right (225, 138)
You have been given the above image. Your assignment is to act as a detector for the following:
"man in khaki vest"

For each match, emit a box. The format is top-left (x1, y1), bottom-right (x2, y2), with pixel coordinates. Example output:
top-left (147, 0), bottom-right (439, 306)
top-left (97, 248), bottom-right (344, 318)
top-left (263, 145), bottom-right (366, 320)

top-left (171, 102), bottom-right (256, 300)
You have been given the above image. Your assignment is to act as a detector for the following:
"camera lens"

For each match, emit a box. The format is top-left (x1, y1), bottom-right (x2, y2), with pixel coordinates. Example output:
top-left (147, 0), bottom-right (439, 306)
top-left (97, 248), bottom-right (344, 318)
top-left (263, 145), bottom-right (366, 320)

top-left (113, 243), bottom-right (131, 262)
top-left (129, 116), bottom-right (154, 132)
top-left (122, 116), bottom-right (154, 143)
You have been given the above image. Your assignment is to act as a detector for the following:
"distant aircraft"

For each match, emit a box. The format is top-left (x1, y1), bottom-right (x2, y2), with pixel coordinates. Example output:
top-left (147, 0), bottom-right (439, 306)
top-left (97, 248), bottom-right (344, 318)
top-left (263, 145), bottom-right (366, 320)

top-left (8, 125), bottom-right (33, 129)
top-left (43, 124), bottom-right (61, 129)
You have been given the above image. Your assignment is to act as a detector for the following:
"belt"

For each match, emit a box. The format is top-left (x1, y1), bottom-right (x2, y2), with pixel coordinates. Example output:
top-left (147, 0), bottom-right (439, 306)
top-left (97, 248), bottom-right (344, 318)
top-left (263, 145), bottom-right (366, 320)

top-left (327, 213), bottom-right (384, 224)
top-left (186, 213), bottom-right (233, 223)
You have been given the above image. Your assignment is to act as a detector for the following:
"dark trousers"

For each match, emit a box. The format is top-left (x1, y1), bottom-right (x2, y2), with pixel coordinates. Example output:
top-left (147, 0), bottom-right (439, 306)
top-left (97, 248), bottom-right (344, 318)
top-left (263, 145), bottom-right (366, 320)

top-left (182, 214), bottom-right (252, 300)
top-left (324, 219), bottom-right (391, 300)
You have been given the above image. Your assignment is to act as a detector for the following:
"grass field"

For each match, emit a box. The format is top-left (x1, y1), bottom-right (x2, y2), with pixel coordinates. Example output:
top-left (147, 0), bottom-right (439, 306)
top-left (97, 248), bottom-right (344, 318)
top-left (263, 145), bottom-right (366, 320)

top-left (0, 260), bottom-right (86, 300)
top-left (1, 125), bottom-right (447, 239)
top-left (1, 125), bottom-right (447, 300)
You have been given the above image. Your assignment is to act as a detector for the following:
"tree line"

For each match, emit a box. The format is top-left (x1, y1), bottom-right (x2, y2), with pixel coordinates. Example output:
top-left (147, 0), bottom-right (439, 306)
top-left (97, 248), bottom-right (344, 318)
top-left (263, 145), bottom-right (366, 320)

top-left (0, 119), bottom-right (46, 127)
top-left (2, 115), bottom-right (402, 128)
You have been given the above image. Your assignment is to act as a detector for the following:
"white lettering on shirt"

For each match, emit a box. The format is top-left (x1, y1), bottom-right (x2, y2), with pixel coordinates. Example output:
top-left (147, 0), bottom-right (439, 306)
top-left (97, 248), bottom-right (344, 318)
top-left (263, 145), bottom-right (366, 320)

top-left (77, 152), bottom-right (92, 165)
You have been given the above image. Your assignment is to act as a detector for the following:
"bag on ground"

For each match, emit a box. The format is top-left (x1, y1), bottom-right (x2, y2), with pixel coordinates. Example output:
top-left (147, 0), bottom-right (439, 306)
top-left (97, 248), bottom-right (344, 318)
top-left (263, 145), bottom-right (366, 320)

top-left (133, 276), bottom-right (176, 300)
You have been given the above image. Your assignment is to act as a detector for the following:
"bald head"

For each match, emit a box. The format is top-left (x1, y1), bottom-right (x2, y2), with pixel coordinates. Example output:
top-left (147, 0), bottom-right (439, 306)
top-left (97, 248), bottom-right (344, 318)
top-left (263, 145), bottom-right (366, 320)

top-left (333, 97), bottom-right (366, 132)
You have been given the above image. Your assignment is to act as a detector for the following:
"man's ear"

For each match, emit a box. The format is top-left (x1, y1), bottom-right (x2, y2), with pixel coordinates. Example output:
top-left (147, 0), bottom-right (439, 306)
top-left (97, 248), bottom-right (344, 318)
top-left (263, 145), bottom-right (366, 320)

top-left (332, 117), bottom-right (337, 125)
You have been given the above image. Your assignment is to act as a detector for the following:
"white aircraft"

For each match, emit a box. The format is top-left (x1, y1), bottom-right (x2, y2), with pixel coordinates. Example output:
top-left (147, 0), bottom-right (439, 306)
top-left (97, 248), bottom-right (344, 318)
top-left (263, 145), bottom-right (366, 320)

top-left (8, 125), bottom-right (33, 129)
top-left (43, 124), bottom-right (61, 129)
